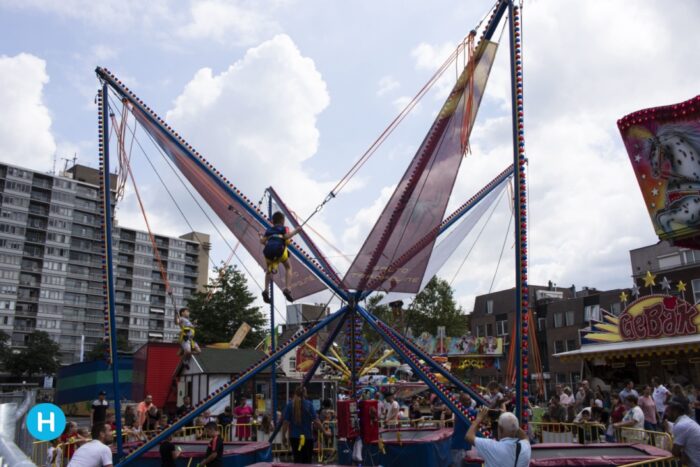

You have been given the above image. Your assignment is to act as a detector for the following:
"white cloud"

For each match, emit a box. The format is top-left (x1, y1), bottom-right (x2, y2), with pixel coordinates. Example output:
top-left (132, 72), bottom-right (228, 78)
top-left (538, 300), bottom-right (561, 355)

top-left (376, 75), bottom-right (399, 97)
top-left (0, 0), bottom-right (174, 31)
top-left (179, 0), bottom-right (279, 46)
top-left (411, 42), bottom-right (454, 71)
top-left (163, 34), bottom-right (340, 252)
top-left (0, 53), bottom-right (55, 171)
top-left (0, 0), bottom-right (281, 48)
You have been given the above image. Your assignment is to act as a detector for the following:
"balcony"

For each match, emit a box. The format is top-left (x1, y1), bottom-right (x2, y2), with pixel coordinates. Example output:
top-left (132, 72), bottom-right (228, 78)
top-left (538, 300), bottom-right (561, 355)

top-left (30, 192), bottom-right (50, 204)
top-left (32, 178), bottom-right (52, 190)
top-left (28, 204), bottom-right (49, 217)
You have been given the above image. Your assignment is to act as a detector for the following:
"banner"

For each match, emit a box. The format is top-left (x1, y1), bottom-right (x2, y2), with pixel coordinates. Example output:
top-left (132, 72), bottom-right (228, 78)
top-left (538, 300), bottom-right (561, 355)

top-left (412, 332), bottom-right (503, 356)
top-left (618, 95), bottom-right (700, 247)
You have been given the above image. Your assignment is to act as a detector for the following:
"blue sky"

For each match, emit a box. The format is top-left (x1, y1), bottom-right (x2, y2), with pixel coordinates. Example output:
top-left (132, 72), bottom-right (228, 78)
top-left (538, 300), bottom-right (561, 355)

top-left (1, 0), bottom-right (699, 316)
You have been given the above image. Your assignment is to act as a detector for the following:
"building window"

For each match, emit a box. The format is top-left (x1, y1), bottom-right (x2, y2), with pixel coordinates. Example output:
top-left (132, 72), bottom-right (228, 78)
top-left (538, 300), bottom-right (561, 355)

top-left (682, 250), bottom-right (700, 266)
top-left (486, 300), bottom-right (493, 314)
top-left (496, 320), bottom-right (508, 336)
top-left (553, 313), bottom-right (563, 328)
top-left (476, 324), bottom-right (485, 337)
top-left (659, 253), bottom-right (682, 269)
top-left (289, 356), bottom-right (296, 370)
top-left (584, 304), bottom-right (601, 322)
top-left (486, 323), bottom-right (493, 336)
top-left (538, 318), bottom-right (546, 331)
top-left (692, 279), bottom-right (700, 304)
top-left (565, 310), bottom-right (574, 326)
top-left (610, 302), bottom-right (622, 316)
top-left (554, 340), bottom-right (565, 354)
top-left (566, 339), bottom-right (577, 351)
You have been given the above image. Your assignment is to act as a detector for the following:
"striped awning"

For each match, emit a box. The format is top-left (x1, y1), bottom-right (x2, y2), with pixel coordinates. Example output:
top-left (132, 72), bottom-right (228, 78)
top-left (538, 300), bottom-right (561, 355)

top-left (554, 334), bottom-right (700, 361)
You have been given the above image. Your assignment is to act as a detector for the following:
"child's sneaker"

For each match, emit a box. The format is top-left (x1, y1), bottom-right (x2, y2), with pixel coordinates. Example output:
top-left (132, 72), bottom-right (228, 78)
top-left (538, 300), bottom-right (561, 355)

top-left (283, 289), bottom-right (294, 302)
top-left (262, 290), bottom-right (271, 304)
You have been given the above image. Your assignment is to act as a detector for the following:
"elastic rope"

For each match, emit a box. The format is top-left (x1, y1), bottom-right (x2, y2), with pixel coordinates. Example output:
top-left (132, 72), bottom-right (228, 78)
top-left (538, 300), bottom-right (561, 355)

top-left (449, 185), bottom-right (508, 287)
top-left (488, 200), bottom-right (514, 293)
top-left (108, 93), bottom-right (287, 323)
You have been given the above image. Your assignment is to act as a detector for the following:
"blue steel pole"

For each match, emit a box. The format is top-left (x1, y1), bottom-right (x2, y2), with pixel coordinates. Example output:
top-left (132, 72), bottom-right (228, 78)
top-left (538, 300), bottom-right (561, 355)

top-left (267, 310), bottom-right (349, 444)
top-left (508, 0), bottom-right (528, 424)
top-left (99, 83), bottom-right (124, 459)
top-left (117, 306), bottom-right (349, 466)
top-left (355, 305), bottom-right (481, 431)
top-left (364, 312), bottom-right (487, 406)
top-left (268, 192), bottom-right (278, 422)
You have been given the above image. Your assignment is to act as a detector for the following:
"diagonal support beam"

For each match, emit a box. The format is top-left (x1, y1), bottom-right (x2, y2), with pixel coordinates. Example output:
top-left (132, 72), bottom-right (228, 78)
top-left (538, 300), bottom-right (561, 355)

top-left (95, 68), bottom-right (347, 301)
top-left (116, 306), bottom-right (349, 466)
top-left (355, 305), bottom-right (485, 435)
top-left (366, 313), bottom-right (487, 406)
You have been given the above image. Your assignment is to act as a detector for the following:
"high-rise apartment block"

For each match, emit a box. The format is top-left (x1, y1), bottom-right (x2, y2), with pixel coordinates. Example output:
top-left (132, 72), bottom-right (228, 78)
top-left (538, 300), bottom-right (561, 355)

top-left (0, 163), bottom-right (209, 364)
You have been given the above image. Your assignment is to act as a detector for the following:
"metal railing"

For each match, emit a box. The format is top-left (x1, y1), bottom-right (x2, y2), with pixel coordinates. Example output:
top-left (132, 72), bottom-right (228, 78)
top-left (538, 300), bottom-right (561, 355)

top-left (615, 427), bottom-right (674, 451)
top-left (530, 421), bottom-right (607, 444)
top-left (619, 456), bottom-right (680, 467)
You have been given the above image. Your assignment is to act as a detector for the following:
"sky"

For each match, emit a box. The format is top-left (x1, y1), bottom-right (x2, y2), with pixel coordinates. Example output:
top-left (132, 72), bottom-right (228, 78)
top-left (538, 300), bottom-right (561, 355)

top-left (1, 0), bottom-right (699, 319)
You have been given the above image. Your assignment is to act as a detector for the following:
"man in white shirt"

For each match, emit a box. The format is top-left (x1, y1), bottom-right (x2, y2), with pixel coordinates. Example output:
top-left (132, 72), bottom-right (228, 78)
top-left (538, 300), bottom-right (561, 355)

top-left (67, 423), bottom-right (113, 467)
top-left (614, 395), bottom-right (645, 442)
top-left (384, 393), bottom-right (400, 426)
top-left (666, 401), bottom-right (700, 467)
top-left (652, 377), bottom-right (671, 421)
top-left (466, 408), bottom-right (531, 467)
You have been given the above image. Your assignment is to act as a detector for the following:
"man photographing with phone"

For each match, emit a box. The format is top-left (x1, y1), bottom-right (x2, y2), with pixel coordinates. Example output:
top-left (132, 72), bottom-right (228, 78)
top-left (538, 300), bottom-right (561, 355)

top-left (466, 407), bottom-right (531, 467)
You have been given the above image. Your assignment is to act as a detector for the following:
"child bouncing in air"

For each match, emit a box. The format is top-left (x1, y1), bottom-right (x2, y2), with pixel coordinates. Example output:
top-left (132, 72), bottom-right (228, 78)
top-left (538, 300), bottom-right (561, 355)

top-left (260, 211), bottom-right (302, 304)
top-left (175, 307), bottom-right (200, 368)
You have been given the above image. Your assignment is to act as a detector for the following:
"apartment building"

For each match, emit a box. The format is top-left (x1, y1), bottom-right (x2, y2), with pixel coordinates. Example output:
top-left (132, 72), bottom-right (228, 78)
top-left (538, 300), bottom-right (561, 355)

top-left (0, 162), bottom-right (209, 364)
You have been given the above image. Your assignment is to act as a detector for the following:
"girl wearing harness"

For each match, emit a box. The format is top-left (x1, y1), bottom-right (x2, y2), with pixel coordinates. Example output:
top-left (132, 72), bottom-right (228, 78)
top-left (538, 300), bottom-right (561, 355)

top-left (260, 211), bottom-right (301, 303)
top-left (176, 307), bottom-right (200, 368)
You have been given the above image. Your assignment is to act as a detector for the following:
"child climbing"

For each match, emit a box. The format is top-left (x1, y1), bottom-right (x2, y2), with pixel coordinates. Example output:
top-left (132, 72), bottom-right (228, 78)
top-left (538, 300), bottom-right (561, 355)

top-left (175, 307), bottom-right (200, 368)
top-left (260, 211), bottom-right (301, 304)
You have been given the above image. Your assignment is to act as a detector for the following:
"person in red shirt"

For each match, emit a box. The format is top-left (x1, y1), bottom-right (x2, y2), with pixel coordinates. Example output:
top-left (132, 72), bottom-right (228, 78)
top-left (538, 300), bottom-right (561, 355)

top-left (233, 398), bottom-right (254, 440)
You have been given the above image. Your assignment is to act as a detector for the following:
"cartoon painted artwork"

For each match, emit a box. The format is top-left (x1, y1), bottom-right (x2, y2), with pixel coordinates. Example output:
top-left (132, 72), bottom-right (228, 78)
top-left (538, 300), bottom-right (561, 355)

top-left (412, 333), bottom-right (502, 356)
top-left (415, 332), bottom-right (436, 354)
top-left (618, 95), bottom-right (700, 248)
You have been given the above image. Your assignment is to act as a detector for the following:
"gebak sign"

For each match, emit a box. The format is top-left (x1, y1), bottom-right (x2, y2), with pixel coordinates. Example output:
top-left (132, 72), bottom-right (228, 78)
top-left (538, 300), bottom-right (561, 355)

top-left (620, 296), bottom-right (699, 341)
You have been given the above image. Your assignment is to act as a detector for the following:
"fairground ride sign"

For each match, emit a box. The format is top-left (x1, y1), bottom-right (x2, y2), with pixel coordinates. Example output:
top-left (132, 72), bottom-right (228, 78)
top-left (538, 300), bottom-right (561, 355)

top-left (584, 295), bottom-right (700, 344)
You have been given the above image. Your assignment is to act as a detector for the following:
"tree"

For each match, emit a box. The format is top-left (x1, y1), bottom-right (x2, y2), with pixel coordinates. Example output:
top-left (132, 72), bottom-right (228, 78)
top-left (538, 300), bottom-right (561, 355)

top-left (0, 329), bottom-right (9, 365)
top-left (363, 294), bottom-right (393, 344)
top-left (5, 331), bottom-right (60, 377)
top-left (85, 335), bottom-right (131, 362)
top-left (404, 276), bottom-right (468, 337)
top-left (187, 265), bottom-right (267, 348)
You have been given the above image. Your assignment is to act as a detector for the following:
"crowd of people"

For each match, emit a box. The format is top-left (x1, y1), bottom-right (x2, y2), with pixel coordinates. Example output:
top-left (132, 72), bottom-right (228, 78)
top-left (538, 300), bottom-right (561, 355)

top-left (49, 375), bottom-right (700, 467)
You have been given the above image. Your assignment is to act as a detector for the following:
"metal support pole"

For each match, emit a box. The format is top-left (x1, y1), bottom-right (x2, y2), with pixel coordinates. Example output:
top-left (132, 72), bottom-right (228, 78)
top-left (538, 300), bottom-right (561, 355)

top-left (365, 312), bottom-right (487, 406)
top-left (355, 306), bottom-right (481, 432)
top-left (349, 307), bottom-right (357, 397)
top-left (268, 193), bottom-right (278, 422)
top-left (508, 0), bottom-right (528, 424)
top-left (303, 312), bottom-right (349, 385)
top-left (99, 83), bottom-right (124, 459)
top-left (117, 306), bottom-right (348, 466)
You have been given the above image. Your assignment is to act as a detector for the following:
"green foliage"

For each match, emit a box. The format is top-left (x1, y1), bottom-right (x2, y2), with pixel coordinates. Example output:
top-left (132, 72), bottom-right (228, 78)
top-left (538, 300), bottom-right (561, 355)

top-left (85, 335), bottom-right (130, 362)
top-left (5, 331), bottom-right (60, 377)
top-left (187, 265), bottom-right (267, 348)
top-left (363, 294), bottom-right (394, 344)
top-left (404, 276), bottom-right (468, 337)
top-left (360, 276), bottom-right (467, 346)
top-left (0, 329), bottom-right (9, 363)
